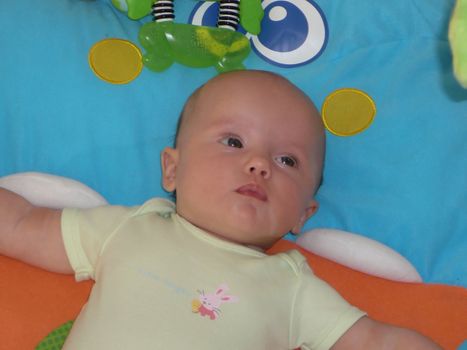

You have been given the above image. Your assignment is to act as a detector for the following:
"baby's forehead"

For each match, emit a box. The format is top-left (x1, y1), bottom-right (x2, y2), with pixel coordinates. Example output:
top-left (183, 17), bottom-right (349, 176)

top-left (192, 75), bottom-right (315, 116)
top-left (177, 71), bottom-right (323, 140)
top-left (200, 71), bottom-right (303, 97)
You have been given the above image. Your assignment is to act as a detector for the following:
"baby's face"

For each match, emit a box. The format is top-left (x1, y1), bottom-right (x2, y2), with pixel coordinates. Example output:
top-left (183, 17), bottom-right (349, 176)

top-left (162, 71), bottom-right (324, 249)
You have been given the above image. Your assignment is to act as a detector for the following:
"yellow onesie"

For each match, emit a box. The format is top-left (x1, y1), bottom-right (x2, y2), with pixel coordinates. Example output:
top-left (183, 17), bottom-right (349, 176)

top-left (61, 198), bottom-right (365, 349)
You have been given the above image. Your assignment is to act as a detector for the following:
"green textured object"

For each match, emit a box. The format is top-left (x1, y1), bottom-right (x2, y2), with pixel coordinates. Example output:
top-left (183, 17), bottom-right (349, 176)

top-left (139, 21), bottom-right (251, 73)
top-left (35, 321), bottom-right (74, 350)
top-left (112, 0), bottom-right (264, 32)
top-left (449, 0), bottom-right (467, 88)
top-left (239, 0), bottom-right (264, 35)
top-left (111, 0), bottom-right (153, 20)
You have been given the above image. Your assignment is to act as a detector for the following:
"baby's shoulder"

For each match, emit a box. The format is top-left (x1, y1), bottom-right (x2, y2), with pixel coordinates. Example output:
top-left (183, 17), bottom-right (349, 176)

top-left (130, 198), bottom-right (175, 219)
top-left (270, 249), bottom-right (310, 276)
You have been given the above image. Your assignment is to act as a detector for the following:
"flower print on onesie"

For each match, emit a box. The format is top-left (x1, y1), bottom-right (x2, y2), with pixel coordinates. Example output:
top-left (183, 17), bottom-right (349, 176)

top-left (192, 283), bottom-right (239, 320)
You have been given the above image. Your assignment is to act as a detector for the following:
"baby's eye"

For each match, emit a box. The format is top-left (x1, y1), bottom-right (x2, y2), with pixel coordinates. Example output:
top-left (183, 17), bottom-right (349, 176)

top-left (276, 155), bottom-right (298, 168)
top-left (220, 136), bottom-right (243, 148)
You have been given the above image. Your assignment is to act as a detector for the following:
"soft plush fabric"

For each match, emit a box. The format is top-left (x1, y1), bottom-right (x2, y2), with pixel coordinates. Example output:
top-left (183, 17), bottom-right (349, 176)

top-left (0, 0), bottom-right (466, 290)
top-left (1, 240), bottom-right (466, 350)
top-left (0, 0), bottom-right (467, 286)
top-left (1, 0), bottom-right (466, 348)
top-left (1, 0), bottom-right (466, 287)
top-left (296, 228), bottom-right (423, 283)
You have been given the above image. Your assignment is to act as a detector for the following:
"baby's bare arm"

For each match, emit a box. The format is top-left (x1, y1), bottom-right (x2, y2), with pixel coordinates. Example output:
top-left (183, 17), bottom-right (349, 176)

top-left (331, 316), bottom-right (441, 350)
top-left (0, 187), bottom-right (73, 274)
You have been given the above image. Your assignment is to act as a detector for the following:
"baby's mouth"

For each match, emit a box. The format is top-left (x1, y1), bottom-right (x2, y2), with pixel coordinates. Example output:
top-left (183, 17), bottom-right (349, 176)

top-left (235, 184), bottom-right (268, 202)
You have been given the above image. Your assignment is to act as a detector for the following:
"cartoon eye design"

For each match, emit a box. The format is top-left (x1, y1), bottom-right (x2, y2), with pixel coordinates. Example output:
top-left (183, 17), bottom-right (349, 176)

top-left (251, 0), bottom-right (328, 67)
top-left (189, 1), bottom-right (221, 27)
top-left (188, 0), bottom-right (328, 67)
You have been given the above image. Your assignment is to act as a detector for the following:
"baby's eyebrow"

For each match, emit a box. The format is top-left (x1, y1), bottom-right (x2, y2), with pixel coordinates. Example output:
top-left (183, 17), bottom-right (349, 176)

top-left (206, 120), bottom-right (251, 138)
top-left (209, 116), bottom-right (245, 129)
top-left (277, 139), bottom-right (309, 155)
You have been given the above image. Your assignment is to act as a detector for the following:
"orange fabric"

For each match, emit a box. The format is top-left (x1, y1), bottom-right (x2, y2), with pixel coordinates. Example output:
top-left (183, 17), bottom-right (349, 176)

top-left (1, 240), bottom-right (466, 349)
top-left (0, 256), bottom-right (92, 350)
top-left (270, 240), bottom-right (467, 350)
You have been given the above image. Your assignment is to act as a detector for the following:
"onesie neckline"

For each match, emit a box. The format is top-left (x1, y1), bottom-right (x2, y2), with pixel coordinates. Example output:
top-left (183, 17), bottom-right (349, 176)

top-left (173, 213), bottom-right (267, 258)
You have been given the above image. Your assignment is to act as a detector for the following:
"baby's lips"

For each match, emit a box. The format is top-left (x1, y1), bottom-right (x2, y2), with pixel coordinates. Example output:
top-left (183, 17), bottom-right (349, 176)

top-left (235, 184), bottom-right (268, 202)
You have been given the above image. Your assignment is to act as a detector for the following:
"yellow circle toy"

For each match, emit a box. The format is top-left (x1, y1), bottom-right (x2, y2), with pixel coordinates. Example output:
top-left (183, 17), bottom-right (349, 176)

top-left (88, 38), bottom-right (143, 84)
top-left (322, 88), bottom-right (377, 137)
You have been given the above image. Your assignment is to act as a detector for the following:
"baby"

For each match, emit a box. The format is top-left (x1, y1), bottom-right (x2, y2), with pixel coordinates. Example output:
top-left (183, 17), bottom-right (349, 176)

top-left (0, 70), bottom-right (440, 349)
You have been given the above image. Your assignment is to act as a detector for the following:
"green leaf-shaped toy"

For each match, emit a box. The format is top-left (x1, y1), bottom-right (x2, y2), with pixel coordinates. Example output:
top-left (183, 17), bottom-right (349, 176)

top-left (449, 0), bottom-right (467, 88)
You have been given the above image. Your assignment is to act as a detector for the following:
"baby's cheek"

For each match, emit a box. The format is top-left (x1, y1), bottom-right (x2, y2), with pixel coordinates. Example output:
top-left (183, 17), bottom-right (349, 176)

top-left (280, 192), bottom-right (304, 225)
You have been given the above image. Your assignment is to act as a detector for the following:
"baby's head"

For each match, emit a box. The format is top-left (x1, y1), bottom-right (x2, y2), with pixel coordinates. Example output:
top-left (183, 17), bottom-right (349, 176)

top-left (161, 70), bottom-right (325, 250)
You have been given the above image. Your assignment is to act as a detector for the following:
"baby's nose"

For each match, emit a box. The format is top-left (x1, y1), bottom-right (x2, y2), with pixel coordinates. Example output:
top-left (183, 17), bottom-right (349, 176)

top-left (246, 157), bottom-right (271, 179)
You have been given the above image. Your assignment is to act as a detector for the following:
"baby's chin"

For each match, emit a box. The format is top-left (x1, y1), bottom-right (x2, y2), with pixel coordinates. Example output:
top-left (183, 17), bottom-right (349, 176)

top-left (188, 215), bottom-right (276, 248)
top-left (210, 220), bottom-right (284, 251)
top-left (231, 199), bottom-right (264, 219)
top-left (177, 197), bottom-right (285, 248)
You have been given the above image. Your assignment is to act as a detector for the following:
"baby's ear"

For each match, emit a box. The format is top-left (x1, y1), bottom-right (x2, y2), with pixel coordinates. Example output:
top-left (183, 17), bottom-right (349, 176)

top-left (161, 147), bottom-right (179, 192)
top-left (291, 200), bottom-right (319, 235)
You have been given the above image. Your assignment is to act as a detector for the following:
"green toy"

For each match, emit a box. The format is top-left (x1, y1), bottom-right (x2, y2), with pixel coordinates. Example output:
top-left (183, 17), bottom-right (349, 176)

top-left (112, 0), bottom-right (263, 34)
top-left (111, 0), bottom-right (154, 20)
top-left (139, 21), bottom-right (251, 72)
top-left (238, 0), bottom-right (264, 35)
top-left (449, 0), bottom-right (467, 88)
top-left (35, 321), bottom-right (74, 350)
top-left (111, 0), bottom-right (262, 73)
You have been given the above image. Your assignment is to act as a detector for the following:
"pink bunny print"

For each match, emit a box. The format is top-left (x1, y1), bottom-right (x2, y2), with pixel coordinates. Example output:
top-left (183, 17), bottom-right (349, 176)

top-left (192, 283), bottom-right (239, 320)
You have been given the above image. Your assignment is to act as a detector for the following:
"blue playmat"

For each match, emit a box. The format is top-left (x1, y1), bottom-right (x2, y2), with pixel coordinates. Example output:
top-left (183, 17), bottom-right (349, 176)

top-left (0, 0), bottom-right (466, 287)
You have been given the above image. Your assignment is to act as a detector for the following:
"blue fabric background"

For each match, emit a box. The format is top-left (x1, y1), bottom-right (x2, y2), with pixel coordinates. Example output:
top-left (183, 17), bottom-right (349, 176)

top-left (1, 0), bottom-right (466, 286)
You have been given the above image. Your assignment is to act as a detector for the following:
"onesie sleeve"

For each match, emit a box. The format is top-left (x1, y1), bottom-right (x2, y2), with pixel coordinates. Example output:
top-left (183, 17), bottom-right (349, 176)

top-left (61, 204), bottom-right (138, 282)
top-left (289, 259), bottom-right (366, 350)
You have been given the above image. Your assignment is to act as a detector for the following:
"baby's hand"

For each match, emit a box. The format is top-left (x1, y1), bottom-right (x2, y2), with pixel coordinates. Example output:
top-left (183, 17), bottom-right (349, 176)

top-left (0, 187), bottom-right (72, 273)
